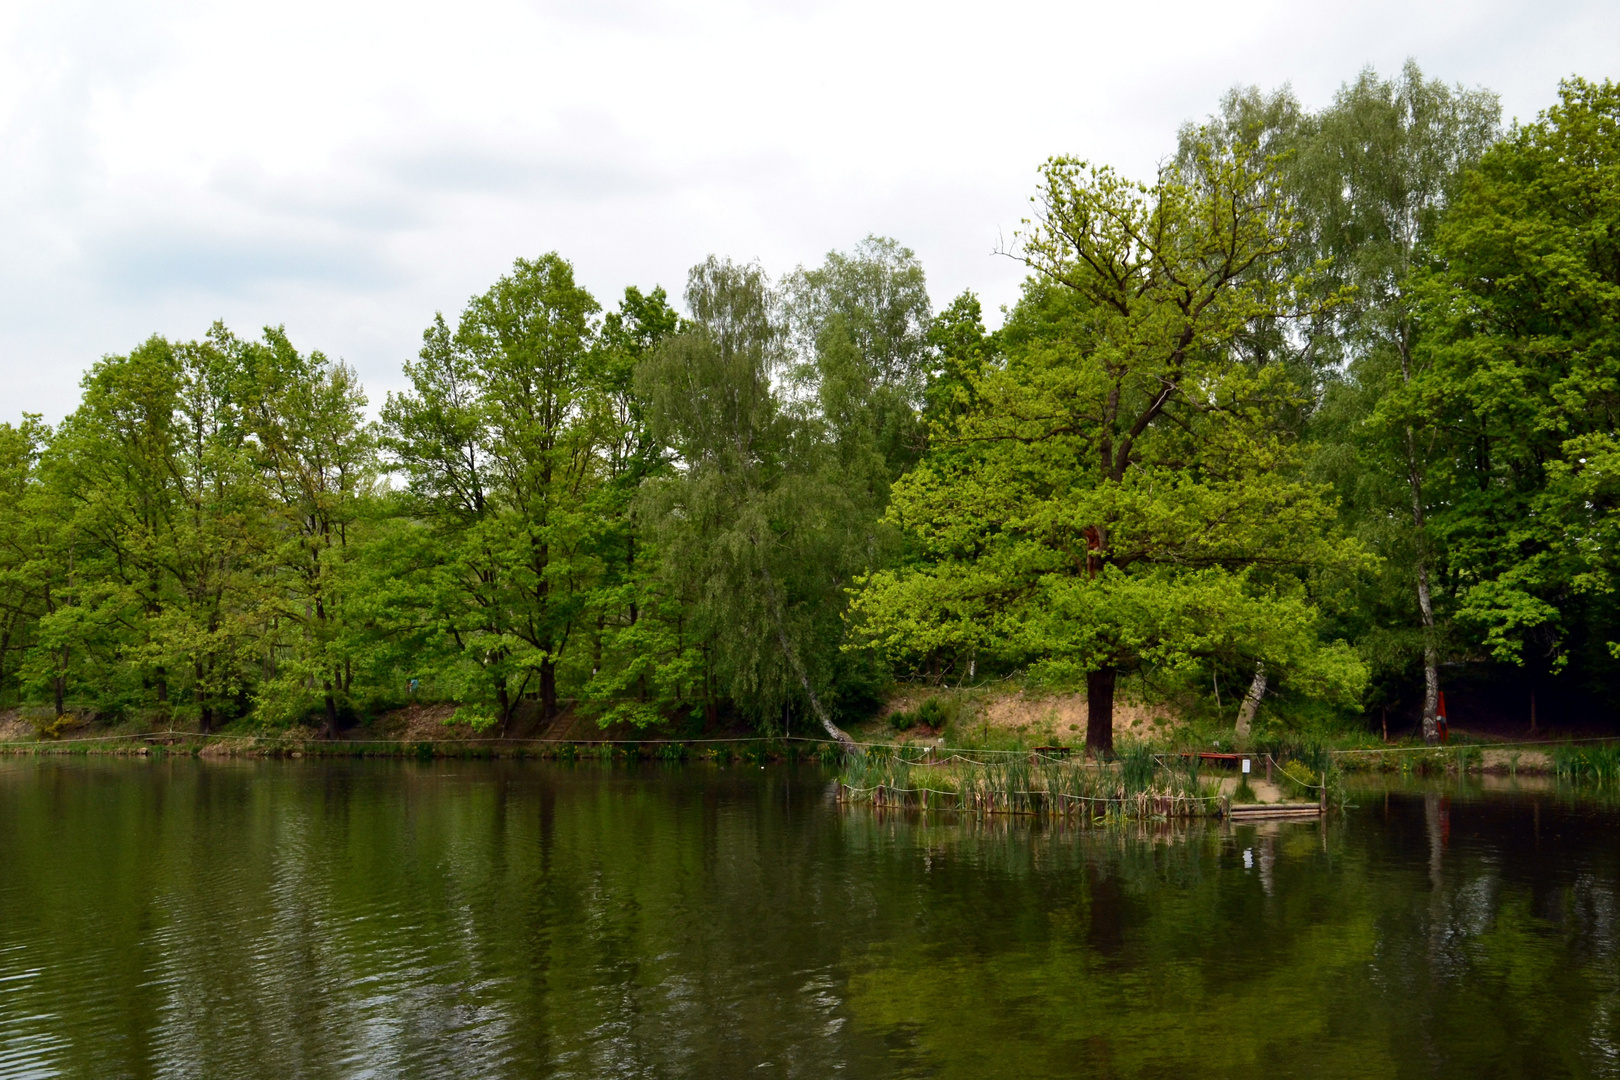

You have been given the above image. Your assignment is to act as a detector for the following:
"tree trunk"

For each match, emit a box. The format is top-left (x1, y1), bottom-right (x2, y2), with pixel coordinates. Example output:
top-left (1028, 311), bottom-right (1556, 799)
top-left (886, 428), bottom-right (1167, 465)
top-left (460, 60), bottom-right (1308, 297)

top-left (540, 658), bottom-right (557, 722)
top-left (1417, 557), bottom-right (1440, 743)
top-left (1394, 313), bottom-right (1443, 748)
top-left (323, 681), bottom-right (338, 739)
top-left (496, 682), bottom-right (513, 733)
top-left (765, 602), bottom-right (856, 754)
top-left (627, 535), bottom-right (638, 626)
top-left (750, 540), bottom-right (858, 754)
top-left (1235, 663), bottom-right (1266, 738)
top-left (1086, 666), bottom-right (1115, 757)
top-left (1402, 396), bottom-right (1442, 744)
top-left (779, 630), bottom-right (857, 755)
top-left (196, 661), bottom-right (211, 734)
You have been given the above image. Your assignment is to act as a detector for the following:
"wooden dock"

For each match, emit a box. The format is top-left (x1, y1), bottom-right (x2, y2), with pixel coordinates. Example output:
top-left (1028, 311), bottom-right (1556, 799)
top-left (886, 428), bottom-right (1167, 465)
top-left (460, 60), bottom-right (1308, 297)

top-left (1226, 802), bottom-right (1322, 820)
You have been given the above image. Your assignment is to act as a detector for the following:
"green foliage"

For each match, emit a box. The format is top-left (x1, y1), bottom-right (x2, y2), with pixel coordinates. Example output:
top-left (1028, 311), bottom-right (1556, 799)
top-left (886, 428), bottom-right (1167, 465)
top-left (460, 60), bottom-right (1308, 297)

top-left (1278, 759), bottom-right (1318, 790)
top-left (850, 134), bottom-right (1368, 753)
top-left (1269, 62), bottom-right (1501, 735)
top-left (1414, 78), bottom-right (1620, 696)
top-left (1, 69), bottom-right (1614, 742)
top-left (381, 253), bottom-right (604, 731)
top-left (886, 697), bottom-right (949, 733)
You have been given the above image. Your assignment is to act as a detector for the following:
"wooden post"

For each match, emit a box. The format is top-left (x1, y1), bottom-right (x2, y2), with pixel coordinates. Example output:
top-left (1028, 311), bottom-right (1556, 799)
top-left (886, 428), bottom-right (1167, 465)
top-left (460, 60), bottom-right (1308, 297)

top-left (1319, 773), bottom-right (1327, 813)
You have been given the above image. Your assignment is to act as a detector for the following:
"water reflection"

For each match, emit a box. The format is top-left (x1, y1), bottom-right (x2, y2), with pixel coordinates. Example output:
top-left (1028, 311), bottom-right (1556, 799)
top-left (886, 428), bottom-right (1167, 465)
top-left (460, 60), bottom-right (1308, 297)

top-left (0, 760), bottom-right (1616, 1079)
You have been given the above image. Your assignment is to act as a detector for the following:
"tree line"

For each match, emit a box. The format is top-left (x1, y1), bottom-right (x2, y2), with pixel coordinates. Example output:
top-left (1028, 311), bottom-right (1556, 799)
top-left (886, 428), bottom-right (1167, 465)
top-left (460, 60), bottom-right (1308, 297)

top-left (1, 66), bottom-right (1615, 751)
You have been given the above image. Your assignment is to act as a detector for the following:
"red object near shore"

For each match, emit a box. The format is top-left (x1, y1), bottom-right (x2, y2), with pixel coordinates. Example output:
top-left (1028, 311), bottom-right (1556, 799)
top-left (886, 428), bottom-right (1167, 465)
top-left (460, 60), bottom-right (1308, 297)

top-left (1437, 691), bottom-right (1450, 743)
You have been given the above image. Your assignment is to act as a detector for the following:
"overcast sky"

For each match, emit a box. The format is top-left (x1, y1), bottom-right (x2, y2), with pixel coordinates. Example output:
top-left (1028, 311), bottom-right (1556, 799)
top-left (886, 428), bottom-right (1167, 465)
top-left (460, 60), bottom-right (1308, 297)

top-left (1, 0), bottom-right (1614, 421)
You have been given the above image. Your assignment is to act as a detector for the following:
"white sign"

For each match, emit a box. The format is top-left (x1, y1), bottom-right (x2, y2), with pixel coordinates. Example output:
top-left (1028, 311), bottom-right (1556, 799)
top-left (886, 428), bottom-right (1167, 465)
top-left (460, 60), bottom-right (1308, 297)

top-left (1241, 758), bottom-right (1251, 774)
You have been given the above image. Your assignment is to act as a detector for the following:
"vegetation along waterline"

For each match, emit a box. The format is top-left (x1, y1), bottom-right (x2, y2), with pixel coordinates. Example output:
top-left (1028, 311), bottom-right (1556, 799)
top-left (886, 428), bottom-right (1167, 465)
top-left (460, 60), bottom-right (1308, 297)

top-left (1, 68), bottom-right (1617, 754)
top-left (838, 748), bottom-right (1237, 819)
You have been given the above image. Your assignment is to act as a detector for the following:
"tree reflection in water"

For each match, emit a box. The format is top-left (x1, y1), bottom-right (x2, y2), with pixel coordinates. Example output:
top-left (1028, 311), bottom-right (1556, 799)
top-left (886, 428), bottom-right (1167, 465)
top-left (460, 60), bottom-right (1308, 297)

top-left (0, 761), bottom-right (1614, 1079)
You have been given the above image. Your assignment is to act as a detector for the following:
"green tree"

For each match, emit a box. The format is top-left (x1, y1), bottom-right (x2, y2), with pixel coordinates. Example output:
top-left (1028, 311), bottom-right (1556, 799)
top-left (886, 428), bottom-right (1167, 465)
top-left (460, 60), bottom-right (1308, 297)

top-left (1290, 62), bottom-right (1500, 740)
top-left (152, 332), bottom-right (260, 732)
top-left (0, 417), bottom-right (49, 705)
top-left (923, 291), bottom-right (991, 426)
top-left (235, 327), bottom-right (376, 736)
top-left (851, 141), bottom-right (1365, 754)
top-left (383, 254), bottom-right (601, 730)
top-left (34, 339), bottom-right (180, 717)
top-left (1415, 77), bottom-right (1620, 709)
top-left (636, 257), bottom-right (859, 747)
top-left (785, 235), bottom-right (933, 478)
top-left (578, 286), bottom-right (689, 727)
top-left (20, 334), bottom-right (264, 729)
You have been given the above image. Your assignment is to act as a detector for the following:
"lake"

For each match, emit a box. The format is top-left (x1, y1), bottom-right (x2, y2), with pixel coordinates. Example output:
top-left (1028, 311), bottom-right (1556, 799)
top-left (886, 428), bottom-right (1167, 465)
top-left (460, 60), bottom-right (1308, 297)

top-left (0, 759), bottom-right (1616, 1078)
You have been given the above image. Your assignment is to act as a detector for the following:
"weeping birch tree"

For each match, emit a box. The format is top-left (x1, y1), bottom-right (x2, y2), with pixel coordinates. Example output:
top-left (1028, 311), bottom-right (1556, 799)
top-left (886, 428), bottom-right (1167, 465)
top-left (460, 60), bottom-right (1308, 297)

top-left (635, 257), bottom-right (860, 749)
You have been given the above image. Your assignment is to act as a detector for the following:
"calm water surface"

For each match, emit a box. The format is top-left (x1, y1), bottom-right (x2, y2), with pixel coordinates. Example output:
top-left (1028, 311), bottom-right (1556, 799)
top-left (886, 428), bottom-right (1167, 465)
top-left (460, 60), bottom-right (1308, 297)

top-left (0, 759), bottom-right (1616, 1079)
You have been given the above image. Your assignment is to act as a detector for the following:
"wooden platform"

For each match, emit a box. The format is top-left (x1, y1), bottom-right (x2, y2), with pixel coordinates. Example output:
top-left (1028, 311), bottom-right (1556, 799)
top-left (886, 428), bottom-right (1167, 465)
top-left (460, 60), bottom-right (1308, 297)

top-left (1226, 802), bottom-right (1322, 819)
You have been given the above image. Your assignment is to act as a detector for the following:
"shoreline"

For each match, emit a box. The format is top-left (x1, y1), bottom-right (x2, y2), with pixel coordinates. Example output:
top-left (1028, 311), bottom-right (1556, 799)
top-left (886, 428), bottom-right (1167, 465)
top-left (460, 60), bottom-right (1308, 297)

top-left (0, 732), bottom-right (839, 762)
top-left (3, 728), bottom-right (1617, 780)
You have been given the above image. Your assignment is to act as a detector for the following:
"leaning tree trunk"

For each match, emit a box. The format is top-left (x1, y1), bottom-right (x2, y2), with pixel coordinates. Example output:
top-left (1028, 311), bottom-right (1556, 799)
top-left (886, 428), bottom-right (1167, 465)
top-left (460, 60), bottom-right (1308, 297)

top-left (1235, 663), bottom-right (1267, 738)
top-left (1086, 666), bottom-right (1116, 757)
top-left (777, 625), bottom-right (859, 755)
top-left (752, 548), bottom-right (858, 755)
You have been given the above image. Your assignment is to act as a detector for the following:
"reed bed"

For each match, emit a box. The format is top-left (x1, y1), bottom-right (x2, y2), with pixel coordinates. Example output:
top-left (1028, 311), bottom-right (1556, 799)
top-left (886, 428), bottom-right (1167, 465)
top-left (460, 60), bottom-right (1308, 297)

top-left (838, 747), bottom-right (1221, 820)
top-left (1552, 743), bottom-right (1620, 784)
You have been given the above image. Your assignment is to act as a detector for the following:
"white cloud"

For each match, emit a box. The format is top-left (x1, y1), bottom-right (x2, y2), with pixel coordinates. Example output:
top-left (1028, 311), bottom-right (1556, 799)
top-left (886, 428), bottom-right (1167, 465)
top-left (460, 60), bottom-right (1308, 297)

top-left (0, 0), bottom-right (1615, 419)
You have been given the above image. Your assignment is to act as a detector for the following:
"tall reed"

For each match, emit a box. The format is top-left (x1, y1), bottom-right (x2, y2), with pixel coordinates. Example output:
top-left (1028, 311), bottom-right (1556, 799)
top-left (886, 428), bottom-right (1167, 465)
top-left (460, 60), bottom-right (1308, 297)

top-left (839, 748), bottom-right (1219, 820)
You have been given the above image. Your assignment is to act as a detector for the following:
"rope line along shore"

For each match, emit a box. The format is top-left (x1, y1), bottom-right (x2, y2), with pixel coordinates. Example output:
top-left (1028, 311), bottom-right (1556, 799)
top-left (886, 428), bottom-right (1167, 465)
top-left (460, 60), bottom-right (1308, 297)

top-left (839, 782), bottom-right (1224, 804)
top-left (2, 731), bottom-right (847, 748)
top-left (1329, 736), bottom-right (1620, 754)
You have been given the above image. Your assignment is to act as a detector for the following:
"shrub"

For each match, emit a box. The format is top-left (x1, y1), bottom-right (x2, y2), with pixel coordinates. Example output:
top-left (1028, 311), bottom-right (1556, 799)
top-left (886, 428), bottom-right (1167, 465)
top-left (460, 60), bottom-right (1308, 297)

top-left (1278, 759), bottom-right (1319, 791)
top-left (916, 698), bottom-right (947, 729)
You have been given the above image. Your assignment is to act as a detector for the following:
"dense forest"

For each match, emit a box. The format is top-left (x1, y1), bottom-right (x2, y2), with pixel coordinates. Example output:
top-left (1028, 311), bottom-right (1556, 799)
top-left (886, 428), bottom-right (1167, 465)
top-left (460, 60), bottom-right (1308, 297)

top-left (1, 66), bottom-right (1615, 752)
